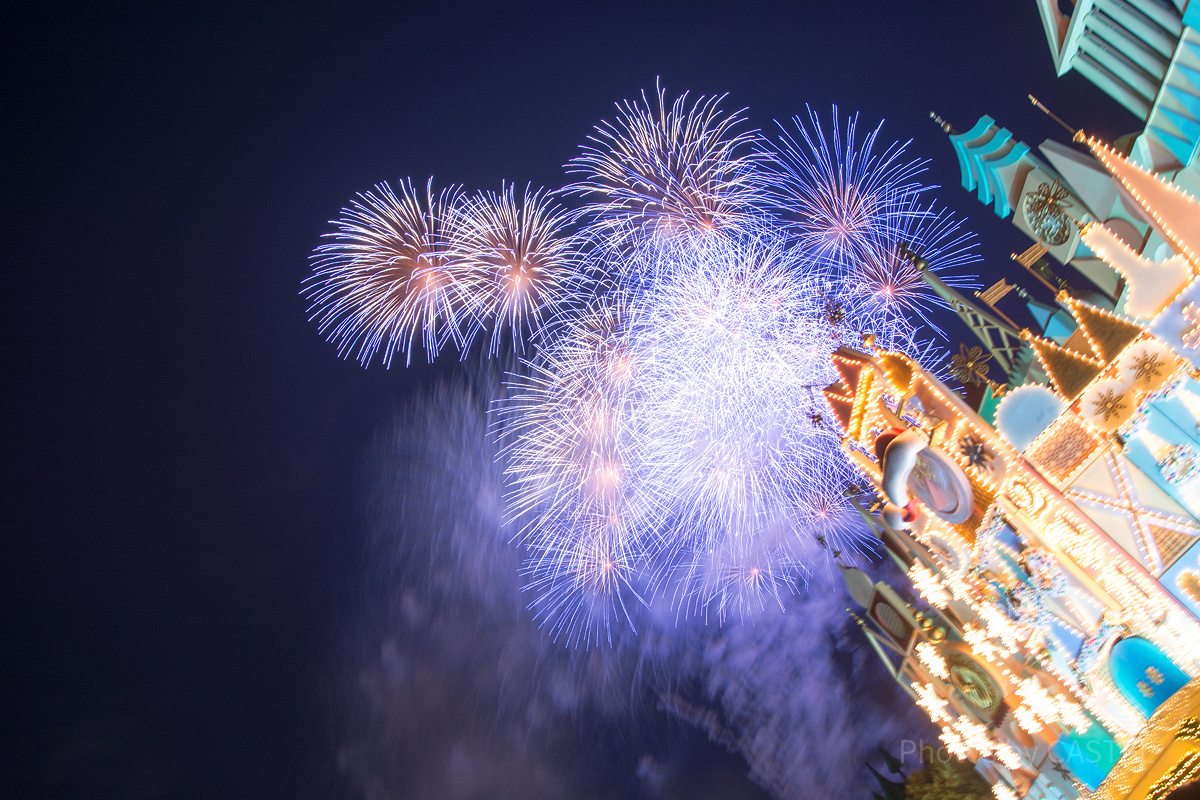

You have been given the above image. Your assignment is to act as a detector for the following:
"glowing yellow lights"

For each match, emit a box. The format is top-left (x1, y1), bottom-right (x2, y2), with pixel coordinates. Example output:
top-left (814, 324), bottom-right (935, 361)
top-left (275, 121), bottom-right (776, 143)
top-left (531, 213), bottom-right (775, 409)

top-left (1089, 679), bottom-right (1200, 800)
top-left (938, 716), bottom-right (1022, 770)
top-left (1080, 225), bottom-right (1194, 320)
top-left (976, 602), bottom-right (1028, 650)
top-left (908, 564), bottom-right (952, 608)
top-left (962, 623), bottom-right (1006, 664)
top-left (1011, 675), bottom-right (1091, 735)
top-left (1085, 135), bottom-right (1200, 273)
top-left (828, 327), bottom-right (1200, 800)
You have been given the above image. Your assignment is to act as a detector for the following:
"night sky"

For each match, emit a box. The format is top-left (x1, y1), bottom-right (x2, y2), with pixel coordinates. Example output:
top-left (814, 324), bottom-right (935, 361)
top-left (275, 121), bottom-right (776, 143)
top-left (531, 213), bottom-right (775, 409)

top-left (2, 3), bottom-right (1136, 799)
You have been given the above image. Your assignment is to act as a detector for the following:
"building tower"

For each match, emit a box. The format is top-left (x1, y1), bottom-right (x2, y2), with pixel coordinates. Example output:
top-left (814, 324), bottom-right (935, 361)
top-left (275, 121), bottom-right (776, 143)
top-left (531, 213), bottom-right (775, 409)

top-left (935, 112), bottom-right (1157, 305)
top-left (1035, 0), bottom-right (1200, 175)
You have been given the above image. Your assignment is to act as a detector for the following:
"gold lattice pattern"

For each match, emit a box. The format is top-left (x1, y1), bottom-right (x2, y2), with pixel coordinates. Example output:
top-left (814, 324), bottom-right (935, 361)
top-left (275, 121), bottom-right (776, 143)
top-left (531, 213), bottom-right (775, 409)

top-left (1062, 296), bottom-right (1144, 364)
top-left (1024, 416), bottom-right (1102, 484)
top-left (1150, 526), bottom-right (1199, 569)
top-left (1025, 333), bottom-right (1103, 400)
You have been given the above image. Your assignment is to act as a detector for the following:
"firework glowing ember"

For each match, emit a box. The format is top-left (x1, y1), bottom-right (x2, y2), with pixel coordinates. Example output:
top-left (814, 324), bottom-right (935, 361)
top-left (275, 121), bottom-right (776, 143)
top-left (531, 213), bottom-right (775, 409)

top-left (304, 86), bottom-right (978, 643)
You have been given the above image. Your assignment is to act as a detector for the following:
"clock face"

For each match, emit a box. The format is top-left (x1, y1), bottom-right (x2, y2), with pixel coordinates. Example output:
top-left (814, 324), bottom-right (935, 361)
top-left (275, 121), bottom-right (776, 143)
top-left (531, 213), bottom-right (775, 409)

top-left (946, 651), bottom-right (1003, 716)
top-left (1022, 184), bottom-right (1072, 246)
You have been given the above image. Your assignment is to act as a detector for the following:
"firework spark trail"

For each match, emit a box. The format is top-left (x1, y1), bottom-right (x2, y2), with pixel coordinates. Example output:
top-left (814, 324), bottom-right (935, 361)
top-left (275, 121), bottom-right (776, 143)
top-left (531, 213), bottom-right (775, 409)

top-left (628, 236), bottom-right (842, 547)
top-left (834, 200), bottom-right (981, 337)
top-left (497, 296), bottom-right (674, 645)
top-left (502, 231), bottom-right (889, 635)
top-left (307, 86), bottom-right (979, 642)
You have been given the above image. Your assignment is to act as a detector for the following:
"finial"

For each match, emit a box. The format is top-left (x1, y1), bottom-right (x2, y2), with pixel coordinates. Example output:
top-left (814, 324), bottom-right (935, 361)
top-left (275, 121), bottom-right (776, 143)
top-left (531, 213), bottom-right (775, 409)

top-left (1029, 95), bottom-right (1080, 138)
top-left (929, 111), bottom-right (955, 135)
top-left (897, 241), bottom-right (930, 272)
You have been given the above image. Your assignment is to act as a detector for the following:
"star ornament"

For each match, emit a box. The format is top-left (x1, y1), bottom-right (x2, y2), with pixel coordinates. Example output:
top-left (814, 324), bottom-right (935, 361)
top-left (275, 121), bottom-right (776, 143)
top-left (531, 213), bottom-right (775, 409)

top-left (1091, 387), bottom-right (1127, 423)
top-left (1131, 351), bottom-right (1163, 381)
top-left (959, 433), bottom-right (992, 468)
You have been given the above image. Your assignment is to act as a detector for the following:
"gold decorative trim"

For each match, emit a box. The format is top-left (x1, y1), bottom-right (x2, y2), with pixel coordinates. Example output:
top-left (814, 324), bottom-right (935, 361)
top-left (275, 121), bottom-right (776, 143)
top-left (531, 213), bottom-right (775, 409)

top-left (1146, 751), bottom-right (1200, 800)
top-left (1088, 679), bottom-right (1200, 800)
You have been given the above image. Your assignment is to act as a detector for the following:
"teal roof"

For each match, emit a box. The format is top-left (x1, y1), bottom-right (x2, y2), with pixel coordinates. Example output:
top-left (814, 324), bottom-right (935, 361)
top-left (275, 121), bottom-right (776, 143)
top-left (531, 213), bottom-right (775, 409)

top-left (949, 115), bottom-right (995, 193)
top-left (976, 384), bottom-right (1002, 426)
top-left (947, 114), bottom-right (1031, 218)
top-left (1051, 716), bottom-right (1120, 790)
top-left (1183, 3), bottom-right (1200, 29)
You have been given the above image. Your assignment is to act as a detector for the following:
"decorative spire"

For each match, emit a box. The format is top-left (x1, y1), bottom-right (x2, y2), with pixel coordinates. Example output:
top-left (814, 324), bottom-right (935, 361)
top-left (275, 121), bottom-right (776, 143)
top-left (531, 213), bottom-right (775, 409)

top-left (1028, 94), bottom-right (1079, 138)
top-left (1021, 330), bottom-right (1104, 400)
top-left (1081, 133), bottom-right (1200, 272)
top-left (831, 347), bottom-right (871, 396)
top-left (929, 111), bottom-right (956, 135)
top-left (823, 390), bottom-right (855, 434)
top-left (824, 347), bottom-right (876, 435)
top-left (920, 268), bottom-right (1032, 384)
top-left (1057, 293), bottom-right (1144, 363)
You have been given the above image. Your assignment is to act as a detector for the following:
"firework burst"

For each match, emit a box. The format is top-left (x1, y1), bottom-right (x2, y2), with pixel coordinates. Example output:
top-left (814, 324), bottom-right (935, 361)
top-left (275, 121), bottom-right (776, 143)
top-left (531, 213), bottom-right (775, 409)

top-left (835, 201), bottom-right (980, 337)
top-left (767, 106), bottom-right (929, 266)
top-left (307, 88), bottom-right (973, 642)
top-left (304, 179), bottom-right (469, 367)
top-left (450, 183), bottom-right (582, 355)
top-left (565, 83), bottom-right (765, 245)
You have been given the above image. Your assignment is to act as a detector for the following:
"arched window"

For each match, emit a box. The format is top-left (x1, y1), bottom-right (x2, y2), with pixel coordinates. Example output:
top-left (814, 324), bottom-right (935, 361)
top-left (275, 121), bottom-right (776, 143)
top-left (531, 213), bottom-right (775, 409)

top-left (1109, 637), bottom-right (1190, 717)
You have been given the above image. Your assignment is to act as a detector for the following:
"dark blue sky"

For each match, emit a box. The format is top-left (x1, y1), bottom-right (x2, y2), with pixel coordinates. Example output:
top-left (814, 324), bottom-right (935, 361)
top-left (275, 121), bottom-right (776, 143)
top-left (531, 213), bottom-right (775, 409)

top-left (1, 2), bottom-right (1135, 798)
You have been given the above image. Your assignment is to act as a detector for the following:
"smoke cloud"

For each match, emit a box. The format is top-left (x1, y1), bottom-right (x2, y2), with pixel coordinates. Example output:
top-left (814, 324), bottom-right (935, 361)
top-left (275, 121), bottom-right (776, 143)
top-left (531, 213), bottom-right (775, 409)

top-left (330, 374), bottom-right (933, 799)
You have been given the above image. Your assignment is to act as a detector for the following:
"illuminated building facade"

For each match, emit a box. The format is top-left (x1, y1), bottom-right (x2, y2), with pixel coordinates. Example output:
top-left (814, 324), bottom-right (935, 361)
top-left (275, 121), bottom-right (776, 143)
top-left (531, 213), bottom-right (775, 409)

top-left (835, 5), bottom-right (1200, 797)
